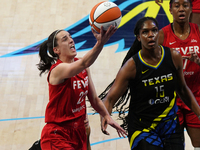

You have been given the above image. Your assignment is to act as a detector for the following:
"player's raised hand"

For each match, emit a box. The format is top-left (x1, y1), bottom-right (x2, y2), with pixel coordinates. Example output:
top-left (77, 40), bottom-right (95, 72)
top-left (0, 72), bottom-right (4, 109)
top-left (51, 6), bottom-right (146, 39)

top-left (91, 25), bottom-right (117, 45)
top-left (155, 0), bottom-right (163, 6)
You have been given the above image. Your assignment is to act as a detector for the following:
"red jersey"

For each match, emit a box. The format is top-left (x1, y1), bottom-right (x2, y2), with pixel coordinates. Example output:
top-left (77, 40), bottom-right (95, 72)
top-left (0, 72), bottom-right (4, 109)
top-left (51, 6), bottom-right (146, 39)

top-left (45, 58), bottom-right (88, 123)
top-left (162, 23), bottom-right (200, 108)
top-left (192, 0), bottom-right (200, 13)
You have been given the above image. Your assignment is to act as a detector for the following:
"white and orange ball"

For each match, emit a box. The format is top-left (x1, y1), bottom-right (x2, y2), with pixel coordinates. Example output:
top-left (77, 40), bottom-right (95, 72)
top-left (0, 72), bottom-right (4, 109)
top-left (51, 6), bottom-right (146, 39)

top-left (89, 1), bottom-right (122, 33)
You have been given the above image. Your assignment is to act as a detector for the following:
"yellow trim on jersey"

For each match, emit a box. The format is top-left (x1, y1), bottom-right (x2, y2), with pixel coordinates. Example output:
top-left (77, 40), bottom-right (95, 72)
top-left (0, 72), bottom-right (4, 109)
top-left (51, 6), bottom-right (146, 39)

top-left (129, 91), bottom-right (176, 149)
top-left (138, 45), bottom-right (164, 69)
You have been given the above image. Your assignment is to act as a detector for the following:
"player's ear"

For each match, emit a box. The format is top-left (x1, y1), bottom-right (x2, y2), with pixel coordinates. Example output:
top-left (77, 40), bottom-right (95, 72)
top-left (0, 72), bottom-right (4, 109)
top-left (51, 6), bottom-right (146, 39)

top-left (53, 47), bottom-right (60, 55)
top-left (137, 35), bottom-right (141, 42)
top-left (170, 8), bottom-right (172, 14)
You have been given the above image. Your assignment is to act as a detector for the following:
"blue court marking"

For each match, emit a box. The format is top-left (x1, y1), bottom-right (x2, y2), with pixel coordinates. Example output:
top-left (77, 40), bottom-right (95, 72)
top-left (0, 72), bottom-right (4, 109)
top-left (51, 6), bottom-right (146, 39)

top-left (0, 112), bottom-right (128, 147)
top-left (91, 136), bottom-right (127, 146)
top-left (0, 111), bottom-right (122, 122)
top-left (0, 111), bottom-right (186, 147)
top-left (0, 111), bottom-right (187, 134)
top-left (0, 116), bottom-right (44, 121)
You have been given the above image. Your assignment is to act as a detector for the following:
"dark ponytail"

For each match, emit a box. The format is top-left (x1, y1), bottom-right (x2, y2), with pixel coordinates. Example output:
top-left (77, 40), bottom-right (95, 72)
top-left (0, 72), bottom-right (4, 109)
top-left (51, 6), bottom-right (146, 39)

top-left (37, 30), bottom-right (63, 76)
top-left (98, 17), bottom-right (159, 131)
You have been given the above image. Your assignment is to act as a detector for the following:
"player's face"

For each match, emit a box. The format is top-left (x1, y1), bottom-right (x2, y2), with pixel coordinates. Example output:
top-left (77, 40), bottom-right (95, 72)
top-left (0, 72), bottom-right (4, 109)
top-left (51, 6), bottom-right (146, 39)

top-left (54, 31), bottom-right (77, 59)
top-left (137, 20), bottom-right (159, 50)
top-left (170, 0), bottom-right (192, 23)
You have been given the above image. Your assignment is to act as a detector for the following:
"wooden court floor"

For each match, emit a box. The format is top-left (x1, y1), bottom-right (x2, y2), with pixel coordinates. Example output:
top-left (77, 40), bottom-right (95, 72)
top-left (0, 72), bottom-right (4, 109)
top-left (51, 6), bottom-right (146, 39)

top-left (0, 0), bottom-right (194, 149)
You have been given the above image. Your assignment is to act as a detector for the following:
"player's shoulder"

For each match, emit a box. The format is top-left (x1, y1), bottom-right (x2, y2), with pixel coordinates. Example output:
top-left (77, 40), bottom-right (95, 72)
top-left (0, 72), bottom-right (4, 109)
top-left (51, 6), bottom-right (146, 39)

top-left (189, 22), bottom-right (200, 32)
top-left (169, 48), bottom-right (181, 57)
top-left (161, 23), bottom-right (171, 30)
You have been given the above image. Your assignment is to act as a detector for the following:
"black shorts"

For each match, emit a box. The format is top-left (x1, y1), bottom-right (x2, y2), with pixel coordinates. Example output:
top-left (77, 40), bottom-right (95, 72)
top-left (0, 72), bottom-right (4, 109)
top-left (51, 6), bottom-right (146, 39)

top-left (129, 116), bottom-right (184, 150)
top-left (132, 129), bottom-right (184, 150)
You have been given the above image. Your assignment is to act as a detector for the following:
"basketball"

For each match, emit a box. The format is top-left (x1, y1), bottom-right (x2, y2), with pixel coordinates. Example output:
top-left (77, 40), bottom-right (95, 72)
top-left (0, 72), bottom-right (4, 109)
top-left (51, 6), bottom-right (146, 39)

top-left (89, 1), bottom-right (122, 33)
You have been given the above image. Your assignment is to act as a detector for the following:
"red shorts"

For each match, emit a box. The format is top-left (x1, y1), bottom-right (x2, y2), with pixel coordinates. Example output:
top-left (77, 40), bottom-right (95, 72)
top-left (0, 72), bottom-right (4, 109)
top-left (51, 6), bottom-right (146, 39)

top-left (41, 115), bottom-right (87, 150)
top-left (177, 100), bottom-right (200, 128)
top-left (192, 0), bottom-right (200, 13)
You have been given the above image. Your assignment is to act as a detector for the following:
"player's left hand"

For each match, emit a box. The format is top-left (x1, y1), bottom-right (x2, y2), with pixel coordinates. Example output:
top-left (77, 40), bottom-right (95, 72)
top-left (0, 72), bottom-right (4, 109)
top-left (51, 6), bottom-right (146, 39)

top-left (182, 52), bottom-right (200, 65)
top-left (101, 115), bottom-right (127, 138)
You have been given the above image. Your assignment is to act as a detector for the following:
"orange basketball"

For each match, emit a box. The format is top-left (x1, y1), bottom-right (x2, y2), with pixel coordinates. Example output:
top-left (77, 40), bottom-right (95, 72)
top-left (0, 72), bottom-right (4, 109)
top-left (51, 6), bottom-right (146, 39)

top-left (89, 1), bottom-right (122, 33)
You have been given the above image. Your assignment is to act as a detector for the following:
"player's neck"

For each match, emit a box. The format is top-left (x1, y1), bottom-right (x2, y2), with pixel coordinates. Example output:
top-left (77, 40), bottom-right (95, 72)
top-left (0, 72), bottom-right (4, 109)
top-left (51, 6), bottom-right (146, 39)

top-left (172, 22), bottom-right (190, 40)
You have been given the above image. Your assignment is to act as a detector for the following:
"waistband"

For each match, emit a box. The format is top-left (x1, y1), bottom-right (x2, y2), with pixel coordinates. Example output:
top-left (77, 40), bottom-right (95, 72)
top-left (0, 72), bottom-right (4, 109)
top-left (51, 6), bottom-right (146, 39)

top-left (47, 115), bottom-right (85, 129)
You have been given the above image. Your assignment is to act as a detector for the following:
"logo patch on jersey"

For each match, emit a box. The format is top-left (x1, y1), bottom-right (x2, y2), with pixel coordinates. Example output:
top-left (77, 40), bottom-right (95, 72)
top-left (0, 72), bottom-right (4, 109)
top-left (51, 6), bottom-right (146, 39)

top-left (142, 69), bottom-right (149, 74)
top-left (148, 96), bottom-right (169, 105)
top-left (169, 41), bottom-right (176, 45)
top-left (184, 71), bottom-right (194, 76)
top-left (191, 39), bottom-right (197, 43)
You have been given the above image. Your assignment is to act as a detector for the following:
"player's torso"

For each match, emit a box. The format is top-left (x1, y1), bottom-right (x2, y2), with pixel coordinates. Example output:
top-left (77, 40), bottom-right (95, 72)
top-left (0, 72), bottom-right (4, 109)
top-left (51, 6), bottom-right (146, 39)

top-left (63, 69), bottom-right (88, 114)
top-left (46, 60), bottom-right (88, 123)
top-left (128, 46), bottom-right (178, 129)
top-left (162, 23), bottom-right (200, 93)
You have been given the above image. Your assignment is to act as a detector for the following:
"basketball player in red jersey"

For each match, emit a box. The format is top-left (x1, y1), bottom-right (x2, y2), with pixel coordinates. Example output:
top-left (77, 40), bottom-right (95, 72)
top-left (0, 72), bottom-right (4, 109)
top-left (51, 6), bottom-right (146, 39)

top-left (37, 26), bottom-right (127, 150)
top-left (155, 0), bottom-right (200, 26)
top-left (157, 0), bottom-right (200, 149)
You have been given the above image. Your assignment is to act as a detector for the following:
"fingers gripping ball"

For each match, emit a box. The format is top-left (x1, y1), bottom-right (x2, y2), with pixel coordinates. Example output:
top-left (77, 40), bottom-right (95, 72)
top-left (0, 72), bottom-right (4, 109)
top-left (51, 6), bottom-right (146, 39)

top-left (89, 1), bottom-right (122, 33)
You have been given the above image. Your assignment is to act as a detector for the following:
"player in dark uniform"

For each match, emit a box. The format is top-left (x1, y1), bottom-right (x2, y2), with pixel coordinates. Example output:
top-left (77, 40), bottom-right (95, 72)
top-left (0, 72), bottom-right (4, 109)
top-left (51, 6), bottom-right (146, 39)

top-left (100, 17), bottom-right (200, 150)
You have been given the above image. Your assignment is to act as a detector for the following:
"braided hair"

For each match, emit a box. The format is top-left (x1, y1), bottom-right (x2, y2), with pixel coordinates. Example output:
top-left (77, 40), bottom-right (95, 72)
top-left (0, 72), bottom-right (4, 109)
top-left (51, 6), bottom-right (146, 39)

top-left (98, 17), bottom-right (159, 131)
top-left (37, 30), bottom-right (63, 76)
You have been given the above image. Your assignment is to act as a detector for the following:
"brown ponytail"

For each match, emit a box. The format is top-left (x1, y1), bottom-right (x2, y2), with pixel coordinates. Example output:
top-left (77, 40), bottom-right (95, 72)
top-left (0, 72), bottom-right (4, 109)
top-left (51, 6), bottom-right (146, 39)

top-left (37, 30), bottom-right (63, 76)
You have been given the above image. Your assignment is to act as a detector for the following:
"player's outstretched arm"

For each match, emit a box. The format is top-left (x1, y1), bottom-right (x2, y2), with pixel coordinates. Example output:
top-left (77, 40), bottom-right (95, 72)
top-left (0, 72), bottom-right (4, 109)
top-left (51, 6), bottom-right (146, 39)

top-left (100, 58), bottom-right (136, 135)
top-left (171, 48), bottom-right (200, 119)
top-left (86, 68), bottom-right (127, 137)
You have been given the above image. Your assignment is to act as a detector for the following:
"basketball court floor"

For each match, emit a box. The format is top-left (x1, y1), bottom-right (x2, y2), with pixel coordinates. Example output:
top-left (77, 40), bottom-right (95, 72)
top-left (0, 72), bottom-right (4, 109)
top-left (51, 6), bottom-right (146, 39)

top-left (0, 0), bottom-right (194, 149)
